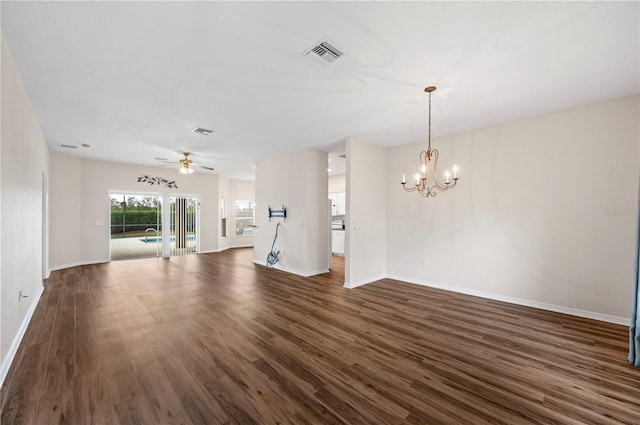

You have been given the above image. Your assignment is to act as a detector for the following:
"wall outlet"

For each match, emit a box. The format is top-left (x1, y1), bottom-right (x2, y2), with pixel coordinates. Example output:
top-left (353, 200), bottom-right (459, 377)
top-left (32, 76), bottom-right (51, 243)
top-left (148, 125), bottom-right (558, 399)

top-left (422, 258), bottom-right (429, 267)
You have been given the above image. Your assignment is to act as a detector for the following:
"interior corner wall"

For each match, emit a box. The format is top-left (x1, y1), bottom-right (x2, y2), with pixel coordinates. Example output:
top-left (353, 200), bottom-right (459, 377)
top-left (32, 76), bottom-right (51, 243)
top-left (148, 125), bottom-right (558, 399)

top-left (345, 138), bottom-right (387, 287)
top-left (1, 34), bottom-right (49, 381)
top-left (386, 94), bottom-right (640, 320)
top-left (48, 156), bottom-right (220, 268)
top-left (254, 148), bottom-right (329, 276)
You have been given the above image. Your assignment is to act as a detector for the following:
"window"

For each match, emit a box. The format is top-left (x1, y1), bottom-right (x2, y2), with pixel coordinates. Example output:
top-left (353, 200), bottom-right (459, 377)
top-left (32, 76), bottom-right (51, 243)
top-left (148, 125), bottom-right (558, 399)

top-left (235, 199), bottom-right (255, 236)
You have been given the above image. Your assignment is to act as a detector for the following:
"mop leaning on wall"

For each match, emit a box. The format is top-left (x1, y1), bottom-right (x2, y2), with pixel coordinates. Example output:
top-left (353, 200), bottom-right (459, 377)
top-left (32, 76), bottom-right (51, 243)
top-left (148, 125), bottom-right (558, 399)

top-left (266, 222), bottom-right (281, 267)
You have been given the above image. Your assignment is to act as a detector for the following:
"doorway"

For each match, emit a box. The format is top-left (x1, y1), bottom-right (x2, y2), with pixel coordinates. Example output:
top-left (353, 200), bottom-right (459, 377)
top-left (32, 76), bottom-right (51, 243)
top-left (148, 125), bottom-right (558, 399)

top-left (169, 196), bottom-right (199, 256)
top-left (110, 194), bottom-right (200, 261)
top-left (110, 194), bottom-right (163, 260)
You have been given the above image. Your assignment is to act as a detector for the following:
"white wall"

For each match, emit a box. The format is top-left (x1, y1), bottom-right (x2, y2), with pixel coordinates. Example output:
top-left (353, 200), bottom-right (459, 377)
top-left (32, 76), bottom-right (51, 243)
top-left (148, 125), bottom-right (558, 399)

top-left (386, 95), bottom-right (639, 320)
top-left (1, 34), bottom-right (50, 383)
top-left (345, 138), bottom-right (387, 287)
top-left (329, 174), bottom-right (346, 193)
top-left (49, 152), bottom-right (82, 266)
top-left (254, 148), bottom-right (329, 276)
top-left (49, 156), bottom-right (220, 268)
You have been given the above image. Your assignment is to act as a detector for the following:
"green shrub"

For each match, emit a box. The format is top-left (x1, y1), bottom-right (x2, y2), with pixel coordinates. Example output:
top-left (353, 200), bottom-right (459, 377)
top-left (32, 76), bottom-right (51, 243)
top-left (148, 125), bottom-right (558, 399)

top-left (111, 210), bottom-right (160, 234)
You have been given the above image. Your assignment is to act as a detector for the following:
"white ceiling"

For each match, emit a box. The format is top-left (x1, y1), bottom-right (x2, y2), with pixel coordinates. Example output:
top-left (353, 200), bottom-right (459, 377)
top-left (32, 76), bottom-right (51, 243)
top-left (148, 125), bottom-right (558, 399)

top-left (2, 1), bottom-right (638, 181)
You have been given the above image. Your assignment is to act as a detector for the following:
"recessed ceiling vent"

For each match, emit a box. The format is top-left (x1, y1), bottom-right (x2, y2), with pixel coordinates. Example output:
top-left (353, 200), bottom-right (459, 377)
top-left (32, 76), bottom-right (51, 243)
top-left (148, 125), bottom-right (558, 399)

top-left (305, 40), bottom-right (343, 65)
top-left (58, 143), bottom-right (77, 149)
top-left (193, 127), bottom-right (214, 136)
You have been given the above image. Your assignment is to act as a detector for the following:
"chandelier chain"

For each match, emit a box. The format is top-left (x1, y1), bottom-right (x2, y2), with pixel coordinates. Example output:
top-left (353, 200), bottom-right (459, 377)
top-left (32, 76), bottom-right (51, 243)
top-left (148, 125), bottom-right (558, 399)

top-left (428, 89), bottom-right (432, 152)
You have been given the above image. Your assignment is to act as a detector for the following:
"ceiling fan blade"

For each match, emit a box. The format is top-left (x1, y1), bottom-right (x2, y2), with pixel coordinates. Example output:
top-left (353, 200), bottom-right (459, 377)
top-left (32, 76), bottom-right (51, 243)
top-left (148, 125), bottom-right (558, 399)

top-left (196, 164), bottom-right (215, 171)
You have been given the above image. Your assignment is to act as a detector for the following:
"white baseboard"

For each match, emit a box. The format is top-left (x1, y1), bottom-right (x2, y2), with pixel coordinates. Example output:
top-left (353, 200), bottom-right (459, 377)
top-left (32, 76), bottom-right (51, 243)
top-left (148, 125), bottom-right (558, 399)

top-left (386, 274), bottom-right (630, 326)
top-left (1, 284), bottom-right (45, 387)
top-left (49, 259), bottom-right (109, 272)
top-left (202, 244), bottom-right (254, 254)
top-left (344, 274), bottom-right (386, 289)
top-left (253, 259), bottom-right (329, 277)
top-left (50, 257), bottom-right (629, 325)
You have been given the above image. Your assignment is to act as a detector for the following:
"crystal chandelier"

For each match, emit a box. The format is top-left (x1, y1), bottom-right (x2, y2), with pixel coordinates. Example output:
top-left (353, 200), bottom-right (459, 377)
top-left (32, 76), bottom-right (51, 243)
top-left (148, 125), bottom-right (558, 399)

top-left (401, 86), bottom-right (459, 197)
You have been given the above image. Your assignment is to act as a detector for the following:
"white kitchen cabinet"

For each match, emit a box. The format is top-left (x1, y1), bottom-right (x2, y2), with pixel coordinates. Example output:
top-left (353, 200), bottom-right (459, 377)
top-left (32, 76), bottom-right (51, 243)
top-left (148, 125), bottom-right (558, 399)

top-left (329, 192), bottom-right (346, 216)
top-left (332, 230), bottom-right (345, 255)
top-left (329, 193), bottom-right (337, 215)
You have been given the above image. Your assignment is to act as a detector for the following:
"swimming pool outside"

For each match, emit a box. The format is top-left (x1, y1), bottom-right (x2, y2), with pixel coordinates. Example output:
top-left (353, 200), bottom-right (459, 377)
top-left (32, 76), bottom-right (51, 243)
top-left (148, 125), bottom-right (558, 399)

top-left (140, 235), bottom-right (196, 244)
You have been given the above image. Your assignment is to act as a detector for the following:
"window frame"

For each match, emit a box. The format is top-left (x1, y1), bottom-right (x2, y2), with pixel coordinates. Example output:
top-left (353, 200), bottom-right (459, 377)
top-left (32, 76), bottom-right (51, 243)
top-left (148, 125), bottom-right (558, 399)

top-left (235, 198), bottom-right (255, 237)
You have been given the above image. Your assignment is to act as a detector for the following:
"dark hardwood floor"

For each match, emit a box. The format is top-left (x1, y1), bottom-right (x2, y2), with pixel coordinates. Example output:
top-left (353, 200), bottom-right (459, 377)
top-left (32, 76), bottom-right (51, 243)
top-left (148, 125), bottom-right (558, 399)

top-left (2, 247), bottom-right (640, 424)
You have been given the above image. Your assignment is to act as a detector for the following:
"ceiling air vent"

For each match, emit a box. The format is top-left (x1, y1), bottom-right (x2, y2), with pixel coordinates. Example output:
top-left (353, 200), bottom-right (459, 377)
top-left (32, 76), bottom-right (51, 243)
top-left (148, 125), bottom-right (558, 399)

top-left (305, 40), bottom-right (343, 65)
top-left (193, 127), bottom-right (214, 136)
top-left (58, 144), bottom-right (77, 149)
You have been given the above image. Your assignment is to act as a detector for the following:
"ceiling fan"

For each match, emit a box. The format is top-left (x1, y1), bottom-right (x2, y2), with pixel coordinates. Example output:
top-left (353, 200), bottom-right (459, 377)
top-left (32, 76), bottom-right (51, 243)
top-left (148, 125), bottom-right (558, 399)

top-left (156, 152), bottom-right (214, 174)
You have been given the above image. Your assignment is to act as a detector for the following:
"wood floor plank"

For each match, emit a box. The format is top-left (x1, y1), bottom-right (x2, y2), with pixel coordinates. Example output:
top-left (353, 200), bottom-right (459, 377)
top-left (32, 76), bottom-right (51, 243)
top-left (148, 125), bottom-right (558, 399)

top-left (151, 339), bottom-right (231, 424)
top-left (72, 372), bottom-right (117, 425)
top-left (2, 248), bottom-right (640, 424)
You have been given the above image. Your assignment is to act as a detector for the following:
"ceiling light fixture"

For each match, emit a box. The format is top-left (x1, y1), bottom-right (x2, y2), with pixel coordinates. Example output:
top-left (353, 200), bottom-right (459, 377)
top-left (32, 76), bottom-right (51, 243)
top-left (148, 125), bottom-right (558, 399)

top-left (402, 86), bottom-right (459, 197)
top-left (179, 153), bottom-right (195, 174)
top-left (180, 166), bottom-right (194, 175)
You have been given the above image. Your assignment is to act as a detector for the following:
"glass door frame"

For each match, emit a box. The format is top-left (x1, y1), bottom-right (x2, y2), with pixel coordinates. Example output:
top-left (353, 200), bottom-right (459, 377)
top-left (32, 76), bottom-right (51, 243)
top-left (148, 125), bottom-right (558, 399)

top-left (167, 195), bottom-right (201, 257)
top-left (108, 191), bottom-right (201, 260)
top-left (108, 191), bottom-right (164, 261)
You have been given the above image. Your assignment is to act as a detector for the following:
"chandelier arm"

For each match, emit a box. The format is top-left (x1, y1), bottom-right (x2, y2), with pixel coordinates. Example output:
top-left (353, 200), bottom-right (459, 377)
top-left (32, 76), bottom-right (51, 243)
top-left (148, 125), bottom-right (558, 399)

top-left (429, 150), bottom-right (457, 193)
top-left (430, 182), bottom-right (456, 193)
top-left (430, 149), bottom-right (448, 190)
top-left (419, 150), bottom-right (428, 166)
top-left (421, 150), bottom-right (429, 187)
top-left (402, 184), bottom-right (420, 192)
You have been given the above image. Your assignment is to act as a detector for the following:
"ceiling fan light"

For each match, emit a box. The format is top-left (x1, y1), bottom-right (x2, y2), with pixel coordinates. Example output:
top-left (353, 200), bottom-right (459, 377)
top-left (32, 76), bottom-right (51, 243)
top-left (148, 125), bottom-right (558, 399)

top-left (180, 166), bottom-right (194, 175)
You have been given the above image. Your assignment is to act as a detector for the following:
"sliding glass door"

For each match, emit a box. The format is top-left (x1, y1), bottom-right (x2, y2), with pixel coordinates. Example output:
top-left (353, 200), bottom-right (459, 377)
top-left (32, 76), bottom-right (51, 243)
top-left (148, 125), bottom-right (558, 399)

top-left (169, 196), bottom-right (199, 256)
top-left (110, 194), bottom-right (200, 261)
top-left (110, 194), bottom-right (163, 260)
